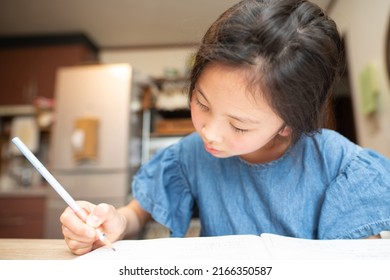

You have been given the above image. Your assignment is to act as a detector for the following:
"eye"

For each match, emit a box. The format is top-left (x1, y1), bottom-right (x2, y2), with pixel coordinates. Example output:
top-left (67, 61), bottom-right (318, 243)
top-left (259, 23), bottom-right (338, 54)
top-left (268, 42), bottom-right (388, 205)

top-left (194, 97), bottom-right (209, 112)
top-left (230, 124), bottom-right (249, 134)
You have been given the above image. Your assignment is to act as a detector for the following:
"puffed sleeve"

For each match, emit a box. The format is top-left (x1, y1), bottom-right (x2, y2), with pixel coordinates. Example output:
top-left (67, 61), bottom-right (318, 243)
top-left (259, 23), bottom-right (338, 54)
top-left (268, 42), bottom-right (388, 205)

top-left (131, 143), bottom-right (194, 237)
top-left (318, 148), bottom-right (390, 239)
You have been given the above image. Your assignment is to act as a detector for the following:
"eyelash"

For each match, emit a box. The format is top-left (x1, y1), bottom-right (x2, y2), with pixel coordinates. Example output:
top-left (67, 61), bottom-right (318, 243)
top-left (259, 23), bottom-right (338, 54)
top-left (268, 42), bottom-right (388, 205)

top-left (195, 97), bottom-right (209, 112)
top-left (194, 95), bottom-right (248, 134)
top-left (230, 125), bottom-right (248, 134)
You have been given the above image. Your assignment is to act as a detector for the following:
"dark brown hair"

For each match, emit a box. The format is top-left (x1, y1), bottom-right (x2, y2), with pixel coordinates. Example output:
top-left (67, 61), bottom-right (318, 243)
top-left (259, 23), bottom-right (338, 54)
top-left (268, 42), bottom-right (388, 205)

top-left (189, 0), bottom-right (342, 143)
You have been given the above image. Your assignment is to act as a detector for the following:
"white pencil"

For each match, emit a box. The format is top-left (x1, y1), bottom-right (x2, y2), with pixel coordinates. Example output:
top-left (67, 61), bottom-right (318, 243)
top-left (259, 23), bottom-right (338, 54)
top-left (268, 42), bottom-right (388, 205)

top-left (11, 137), bottom-right (115, 251)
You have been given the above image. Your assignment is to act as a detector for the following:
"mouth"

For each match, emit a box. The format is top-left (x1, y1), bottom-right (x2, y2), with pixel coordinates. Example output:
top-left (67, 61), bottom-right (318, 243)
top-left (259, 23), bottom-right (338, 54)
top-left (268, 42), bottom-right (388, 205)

top-left (204, 144), bottom-right (220, 155)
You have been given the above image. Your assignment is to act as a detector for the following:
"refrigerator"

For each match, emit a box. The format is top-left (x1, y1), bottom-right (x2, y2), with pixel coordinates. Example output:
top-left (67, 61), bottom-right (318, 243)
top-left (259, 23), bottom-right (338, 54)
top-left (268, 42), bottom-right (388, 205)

top-left (45, 63), bottom-right (134, 238)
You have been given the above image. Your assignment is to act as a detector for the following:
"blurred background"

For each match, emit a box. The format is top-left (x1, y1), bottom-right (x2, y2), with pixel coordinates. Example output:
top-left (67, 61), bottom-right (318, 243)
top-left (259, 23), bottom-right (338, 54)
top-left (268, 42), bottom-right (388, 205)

top-left (0, 0), bottom-right (390, 239)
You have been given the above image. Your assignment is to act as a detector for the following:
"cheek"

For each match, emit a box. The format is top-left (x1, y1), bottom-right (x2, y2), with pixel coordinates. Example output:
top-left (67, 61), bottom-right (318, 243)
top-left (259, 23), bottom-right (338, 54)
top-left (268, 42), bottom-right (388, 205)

top-left (227, 138), bottom-right (253, 152)
top-left (227, 136), bottom-right (266, 154)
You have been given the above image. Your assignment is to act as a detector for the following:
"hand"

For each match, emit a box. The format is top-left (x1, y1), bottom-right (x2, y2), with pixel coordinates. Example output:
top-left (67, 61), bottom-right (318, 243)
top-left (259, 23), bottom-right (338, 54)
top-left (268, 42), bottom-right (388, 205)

top-left (60, 201), bottom-right (126, 255)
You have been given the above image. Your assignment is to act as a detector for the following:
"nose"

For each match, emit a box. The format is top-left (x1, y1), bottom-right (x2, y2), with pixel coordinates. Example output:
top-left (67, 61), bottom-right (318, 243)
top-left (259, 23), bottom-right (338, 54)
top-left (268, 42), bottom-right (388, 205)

top-left (201, 122), bottom-right (223, 143)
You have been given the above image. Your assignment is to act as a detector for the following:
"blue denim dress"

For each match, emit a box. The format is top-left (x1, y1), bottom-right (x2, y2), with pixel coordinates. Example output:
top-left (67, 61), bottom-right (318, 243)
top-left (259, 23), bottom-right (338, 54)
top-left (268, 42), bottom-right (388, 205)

top-left (132, 129), bottom-right (390, 239)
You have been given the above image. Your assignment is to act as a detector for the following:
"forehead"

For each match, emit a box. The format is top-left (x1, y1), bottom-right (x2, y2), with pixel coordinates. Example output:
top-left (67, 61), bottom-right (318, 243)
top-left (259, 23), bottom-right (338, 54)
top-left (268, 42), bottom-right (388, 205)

top-left (196, 63), bottom-right (278, 119)
top-left (197, 63), bottom-right (267, 106)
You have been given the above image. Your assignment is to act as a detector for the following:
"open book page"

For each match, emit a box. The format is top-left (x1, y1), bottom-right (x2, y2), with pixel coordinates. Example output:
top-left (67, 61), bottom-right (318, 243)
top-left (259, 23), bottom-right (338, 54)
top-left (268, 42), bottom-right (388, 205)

top-left (76, 235), bottom-right (271, 260)
top-left (261, 233), bottom-right (390, 260)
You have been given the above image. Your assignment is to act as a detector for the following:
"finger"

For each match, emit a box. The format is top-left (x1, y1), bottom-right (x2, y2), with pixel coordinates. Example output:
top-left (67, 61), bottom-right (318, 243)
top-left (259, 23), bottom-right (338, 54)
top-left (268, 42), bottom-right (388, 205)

top-left (60, 207), bottom-right (96, 240)
top-left (62, 224), bottom-right (96, 243)
top-left (86, 203), bottom-right (115, 228)
top-left (65, 236), bottom-right (94, 255)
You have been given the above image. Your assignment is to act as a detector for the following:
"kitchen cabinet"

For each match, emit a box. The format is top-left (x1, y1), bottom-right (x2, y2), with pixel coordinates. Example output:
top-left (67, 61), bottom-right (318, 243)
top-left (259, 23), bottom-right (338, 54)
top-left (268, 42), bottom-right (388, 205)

top-left (0, 195), bottom-right (46, 238)
top-left (0, 34), bottom-right (98, 105)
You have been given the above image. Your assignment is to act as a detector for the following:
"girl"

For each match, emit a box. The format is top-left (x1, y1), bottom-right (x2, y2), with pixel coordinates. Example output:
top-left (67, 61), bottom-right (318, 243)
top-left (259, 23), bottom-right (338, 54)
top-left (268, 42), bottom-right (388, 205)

top-left (61, 0), bottom-right (390, 255)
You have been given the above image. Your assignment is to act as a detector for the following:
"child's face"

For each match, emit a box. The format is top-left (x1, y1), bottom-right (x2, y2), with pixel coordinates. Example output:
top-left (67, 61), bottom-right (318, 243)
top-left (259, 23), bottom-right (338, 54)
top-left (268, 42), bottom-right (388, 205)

top-left (190, 63), bottom-right (290, 163)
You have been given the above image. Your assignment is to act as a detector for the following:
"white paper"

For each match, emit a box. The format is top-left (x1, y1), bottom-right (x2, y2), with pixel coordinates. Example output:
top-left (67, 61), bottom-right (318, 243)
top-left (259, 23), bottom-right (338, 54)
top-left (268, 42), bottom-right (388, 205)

top-left (76, 233), bottom-right (390, 260)
top-left (261, 233), bottom-right (390, 260)
top-left (76, 235), bottom-right (270, 260)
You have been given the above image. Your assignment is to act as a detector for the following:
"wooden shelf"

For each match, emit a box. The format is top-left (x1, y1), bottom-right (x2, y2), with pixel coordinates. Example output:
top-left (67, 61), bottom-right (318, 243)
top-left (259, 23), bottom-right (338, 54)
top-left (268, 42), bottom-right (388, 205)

top-left (154, 118), bottom-right (194, 135)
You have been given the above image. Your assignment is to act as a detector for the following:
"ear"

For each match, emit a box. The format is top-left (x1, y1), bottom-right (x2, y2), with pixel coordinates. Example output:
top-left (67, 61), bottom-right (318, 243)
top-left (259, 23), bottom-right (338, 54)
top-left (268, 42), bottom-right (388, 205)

top-left (278, 125), bottom-right (292, 137)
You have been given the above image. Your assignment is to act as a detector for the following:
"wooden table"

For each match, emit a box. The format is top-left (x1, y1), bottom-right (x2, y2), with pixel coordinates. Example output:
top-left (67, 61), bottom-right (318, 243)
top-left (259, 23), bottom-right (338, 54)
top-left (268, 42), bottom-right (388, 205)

top-left (0, 239), bottom-right (76, 260)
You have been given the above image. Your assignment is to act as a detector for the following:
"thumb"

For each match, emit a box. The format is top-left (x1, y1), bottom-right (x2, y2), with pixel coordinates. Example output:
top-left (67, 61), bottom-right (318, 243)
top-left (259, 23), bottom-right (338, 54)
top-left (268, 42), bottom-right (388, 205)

top-left (86, 203), bottom-right (111, 228)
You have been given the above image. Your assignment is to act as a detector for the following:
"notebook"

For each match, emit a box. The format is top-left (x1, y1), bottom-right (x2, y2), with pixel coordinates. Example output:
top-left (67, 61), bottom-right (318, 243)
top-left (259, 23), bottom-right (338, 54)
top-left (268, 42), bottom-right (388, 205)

top-left (76, 233), bottom-right (390, 260)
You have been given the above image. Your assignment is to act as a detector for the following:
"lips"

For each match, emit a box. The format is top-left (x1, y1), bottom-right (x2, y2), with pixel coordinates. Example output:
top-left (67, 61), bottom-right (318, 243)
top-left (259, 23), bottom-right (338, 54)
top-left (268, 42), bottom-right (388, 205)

top-left (204, 144), bottom-right (220, 155)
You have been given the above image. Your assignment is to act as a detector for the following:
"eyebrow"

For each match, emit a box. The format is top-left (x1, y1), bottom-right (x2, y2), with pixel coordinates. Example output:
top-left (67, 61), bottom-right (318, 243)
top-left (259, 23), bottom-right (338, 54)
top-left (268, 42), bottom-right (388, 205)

top-left (194, 87), bottom-right (209, 102)
top-left (228, 114), bottom-right (260, 125)
top-left (195, 87), bottom-right (260, 125)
